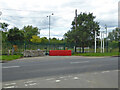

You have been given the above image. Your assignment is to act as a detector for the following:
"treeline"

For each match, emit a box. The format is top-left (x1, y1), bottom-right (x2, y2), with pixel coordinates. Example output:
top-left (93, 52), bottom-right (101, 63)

top-left (0, 23), bottom-right (65, 45)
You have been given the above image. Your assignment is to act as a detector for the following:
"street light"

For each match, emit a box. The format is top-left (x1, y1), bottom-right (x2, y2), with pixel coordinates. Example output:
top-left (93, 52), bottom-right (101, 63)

top-left (105, 24), bottom-right (108, 52)
top-left (47, 13), bottom-right (54, 51)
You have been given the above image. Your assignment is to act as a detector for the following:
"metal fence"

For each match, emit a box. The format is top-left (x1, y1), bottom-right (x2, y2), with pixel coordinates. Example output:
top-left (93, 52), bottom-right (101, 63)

top-left (2, 41), bottom-right (119, 55)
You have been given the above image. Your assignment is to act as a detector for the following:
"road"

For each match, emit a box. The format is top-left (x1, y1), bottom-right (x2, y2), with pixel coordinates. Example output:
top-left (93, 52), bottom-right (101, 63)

top-left (2, 56), bottom-right (118, 88)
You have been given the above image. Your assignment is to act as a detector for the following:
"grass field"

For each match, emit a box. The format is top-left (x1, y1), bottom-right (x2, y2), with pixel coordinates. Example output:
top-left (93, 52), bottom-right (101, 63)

top-left (73, 52), bottom-right (119, 56)
top-left (0, 55), bottom-right (23, 61)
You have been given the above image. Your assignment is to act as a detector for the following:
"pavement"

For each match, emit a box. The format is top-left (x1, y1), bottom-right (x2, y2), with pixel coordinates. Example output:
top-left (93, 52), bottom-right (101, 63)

top-left (1, 56), bottom-right (119, 88)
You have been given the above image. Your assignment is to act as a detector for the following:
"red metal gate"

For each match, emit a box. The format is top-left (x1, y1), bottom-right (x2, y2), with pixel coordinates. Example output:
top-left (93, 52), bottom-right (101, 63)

top-left (49, 50), bottom-right (71, 56)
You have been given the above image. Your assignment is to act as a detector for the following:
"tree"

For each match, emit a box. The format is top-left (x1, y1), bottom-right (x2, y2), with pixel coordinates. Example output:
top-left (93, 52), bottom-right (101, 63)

top-left (0, 22), bottom-right (9, 42)
top-left (2, 31), bottom-right (8, 42)
top-left (7, 27), bottom-right (24, 43)
top-left (30, 35), bottom-right (41, 43)
top-left (108, 28), bottom-right (120, 41)
top-left (0, 22), bottom-right (9, 32)
top-left (50, 37), bottom-right (63, 44)
top-left (22, 25), bottom-right (39, 42)
top-left (40, 37), bottom-right (49, 44)
top-left (64, 12), bottom-right (100, 53)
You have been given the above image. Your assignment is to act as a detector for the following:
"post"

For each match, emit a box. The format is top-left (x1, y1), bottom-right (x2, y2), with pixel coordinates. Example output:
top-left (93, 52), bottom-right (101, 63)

top-left (101, 32), bottom-right (103, 53)
top-left (95, 30), bottom-right (96, 53)
top-left (47, 13), bottom-right (54, 52)
top-left (103, 32), bottom-right (104, 53)
top-left (105, 25), bottom-right (108, 52)
top-left (49, 16), bottom-right (50, 51)
top-left (75, 9), bottom-right (77, 30)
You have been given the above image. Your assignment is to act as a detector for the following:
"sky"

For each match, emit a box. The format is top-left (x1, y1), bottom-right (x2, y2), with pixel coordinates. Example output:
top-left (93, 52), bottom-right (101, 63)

top-left (0, 0), bottom-right (119, 39)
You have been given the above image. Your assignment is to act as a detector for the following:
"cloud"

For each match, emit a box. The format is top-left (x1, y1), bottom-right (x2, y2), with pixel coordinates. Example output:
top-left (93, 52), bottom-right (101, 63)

top-left (0, 0), bottom-right (119, 39)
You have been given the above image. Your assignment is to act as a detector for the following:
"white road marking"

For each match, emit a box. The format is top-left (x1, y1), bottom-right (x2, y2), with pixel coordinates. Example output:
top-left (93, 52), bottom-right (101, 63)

top-left (73, 77), bottom-right (79, 80)
top-left (55, 80), bottom-right (61, 83)
top-left (87, 80), bottom-right (96, 83)
top-left (24, 81), bottom-right (34, 83)
top-left (24, 80), bottom-right (37, 86)
top-left (2, 66), bottom-right (20, 69)
top-left (46, 78), bottom-right (55, 80)
top-left (59, 77), bottom-right (64, 79)
top-left (113, 70), bottom-right (119, 72)
top-left (101, 71), bottom-right (110, 73)
top-left (4, 86), bottom-right (15, 88)
top-left (29, 83), bottom-right (37, 86)
top-left (70, 61), bottom-right (89, 64)
top-left (5, 83), bottom-right (16, 86)
top-left (25, 84), bottom-right (28, 87)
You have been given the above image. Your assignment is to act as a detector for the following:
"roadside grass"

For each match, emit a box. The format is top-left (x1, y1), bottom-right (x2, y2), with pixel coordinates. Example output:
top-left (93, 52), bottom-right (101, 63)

top-left (73, 52), bottom-right (119, 57)
top-left (0, 55), bottom-right (23, 61)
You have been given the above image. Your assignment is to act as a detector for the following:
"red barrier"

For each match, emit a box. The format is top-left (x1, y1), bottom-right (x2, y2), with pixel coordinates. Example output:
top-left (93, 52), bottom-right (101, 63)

top-left (49, 50), bottom-right (71, 56)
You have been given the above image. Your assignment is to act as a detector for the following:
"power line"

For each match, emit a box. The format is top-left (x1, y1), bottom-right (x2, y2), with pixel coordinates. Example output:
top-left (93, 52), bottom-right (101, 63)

top-left (2, 15), bottom-right (47, 18)
top-left (1, 8), bottom-right (51, 12)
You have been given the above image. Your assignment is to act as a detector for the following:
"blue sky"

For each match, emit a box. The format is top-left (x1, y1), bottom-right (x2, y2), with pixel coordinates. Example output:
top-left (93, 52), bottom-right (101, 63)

top-left (0, 0), bottom-right (119, 39)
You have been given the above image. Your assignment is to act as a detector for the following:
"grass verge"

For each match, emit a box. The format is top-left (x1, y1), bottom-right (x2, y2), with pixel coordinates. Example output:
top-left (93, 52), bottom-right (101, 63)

top-left (0, 55), bottom-right (23, 61)
top-left (73, 52), bottom-right (119, 57)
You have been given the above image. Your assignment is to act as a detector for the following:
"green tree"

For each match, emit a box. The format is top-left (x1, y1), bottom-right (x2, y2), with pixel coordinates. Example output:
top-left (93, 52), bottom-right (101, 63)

top-left (2, 31), bottom-right (8, 42)
top-left (40, 37), bottom-right (49, 44)
top-left (22, 25), bottom-right (39, 42)
top-left (0, 22), bottom-right (9, 32)
top-left (108, 28), bottom-right (120, 41)
top-left (7, 27), bottom-right (24, 43)
top-left (0, 22), bottom-right (9, 42)
top-left (30, 35), bottom-right (41, 43)
top-left (64, 12), bottom-right (100, 53)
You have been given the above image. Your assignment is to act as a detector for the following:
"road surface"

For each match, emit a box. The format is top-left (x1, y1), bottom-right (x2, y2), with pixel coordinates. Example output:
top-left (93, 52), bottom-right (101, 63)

top-left (2, 56), bottom-right (118, 88)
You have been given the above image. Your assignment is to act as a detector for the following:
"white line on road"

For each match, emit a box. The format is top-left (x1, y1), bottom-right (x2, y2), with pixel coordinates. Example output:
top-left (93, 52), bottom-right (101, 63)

top-left (101, 71), bottom-right (110, 73)
top-left (4, 86), bottom-right (15, 88)
top-left (2, 66), bottom-right (20, 69)
top-left (73, 77), bottom-right (79, 80)
top-left (55, 80), bottom-right (61, 83)
top-left (70, 61), bottom-right (89, 64)
top-left (29, 83), bottom-right (37, 86)
top-left (46, 78), bottom-right (55, 81)
top-left (5, 83), bottom-right (16, 86)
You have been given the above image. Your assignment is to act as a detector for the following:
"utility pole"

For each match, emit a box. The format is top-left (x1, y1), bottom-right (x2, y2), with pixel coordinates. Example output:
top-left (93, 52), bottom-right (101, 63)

top-left (75, 9), bottom-right (77, 30)
top-left (95, 30), bottom-right (96, 53)
top-left (105, 24), bottom-right (108, 52)
top-left (47, 13), bottom-right (54, 52)
top-left (74, 9), bottom-right (77, 53)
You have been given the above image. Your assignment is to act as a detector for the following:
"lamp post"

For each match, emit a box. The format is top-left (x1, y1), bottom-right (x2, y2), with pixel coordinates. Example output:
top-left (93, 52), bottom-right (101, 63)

top-left (95, 30), bottom-right (96, 53)
top-left (103, 31), bottom-right (105, 53)
top-left (105, 24), bottom-right (108, 52)
top-left (47, 13), bottom-right (54, 52)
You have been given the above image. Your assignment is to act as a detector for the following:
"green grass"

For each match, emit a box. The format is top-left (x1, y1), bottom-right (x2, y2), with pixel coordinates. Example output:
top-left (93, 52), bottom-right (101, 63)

top-left (73, 52), bottom-right (119, 57)
top-left (0, 55), bottom-right (23, 61)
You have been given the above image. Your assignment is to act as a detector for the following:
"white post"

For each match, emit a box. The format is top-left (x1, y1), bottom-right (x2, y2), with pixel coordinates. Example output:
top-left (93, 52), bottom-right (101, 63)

top-left (101, 32), bottom-right (103, 53)
top-left (103, 32), bottom-right (104, 53)
top-left (95, 30), bottom-right (96, 53)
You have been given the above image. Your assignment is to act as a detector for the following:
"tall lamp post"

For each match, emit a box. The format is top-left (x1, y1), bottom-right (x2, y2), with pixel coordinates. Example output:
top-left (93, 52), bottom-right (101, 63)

top-left (95, 30), bottom-right (97, 53)
top-left (47, 13), bottom-right (54, 52)
top-left (105, 24), bottom-right (108, 52)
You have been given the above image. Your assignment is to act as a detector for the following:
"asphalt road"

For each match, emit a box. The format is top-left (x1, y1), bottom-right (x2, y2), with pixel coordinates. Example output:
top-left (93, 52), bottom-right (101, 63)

top-left (2, 56), bottom-right (119, 88)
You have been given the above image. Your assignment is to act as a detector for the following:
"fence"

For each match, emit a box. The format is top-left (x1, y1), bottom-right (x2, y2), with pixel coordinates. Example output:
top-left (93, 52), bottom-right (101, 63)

top-left (2, 41), bottom-right (119, 55)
